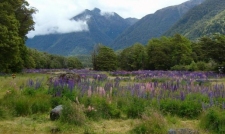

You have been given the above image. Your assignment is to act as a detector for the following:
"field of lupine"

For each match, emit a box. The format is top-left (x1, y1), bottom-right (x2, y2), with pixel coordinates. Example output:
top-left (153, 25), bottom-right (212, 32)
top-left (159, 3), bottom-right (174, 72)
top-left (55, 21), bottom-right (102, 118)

top-left (0, 69), bottom-right (225, 133)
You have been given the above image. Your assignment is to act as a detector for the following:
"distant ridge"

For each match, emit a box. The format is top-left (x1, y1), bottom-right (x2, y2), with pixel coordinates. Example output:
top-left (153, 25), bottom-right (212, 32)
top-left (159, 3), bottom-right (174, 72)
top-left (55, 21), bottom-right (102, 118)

top-left (110, 0), bottom-right (205, 50)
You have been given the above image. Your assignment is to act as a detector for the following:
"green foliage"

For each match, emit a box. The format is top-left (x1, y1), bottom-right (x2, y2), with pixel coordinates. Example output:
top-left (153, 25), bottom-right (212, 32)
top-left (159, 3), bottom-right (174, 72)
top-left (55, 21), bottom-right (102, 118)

top-left (111, 0), bottom-right (202, 50)
top-left (200, 108), bottom-right (225, 133)
top-left (160, 99), bottom-right (202, 119)
top-left (0, 0), bottom-right (36, 73)
top-left (30, 95), bottom-right (51, 114)
top-left (92, 44), bottom-right (117, 71)
top-left (67, 56), bottom-right (83, 69)
top-left (126, 97), bottom-right (147, 118)
top-left (132, 109), bottom-right (167, 134)
top-left (146, 35), bottom-right (193, 70)
top-left (14, 96), bottom-right (32, 116)
top-left (146, 37), bottom-right (172, 70)
top-left (119, 43), bottom-right (147, 71)
top-left (26, 48), bottom-right (83, 69)
top-left (199, 34), bottom-right (225, 64)
top-left (82, 97), bottom-right (120, 120)
top-left (60, 102), bottom-right (86, 126)
top-left (0, 106), bottom-right (7, 120)
top-left (165, 0), bottom-right (225, 39)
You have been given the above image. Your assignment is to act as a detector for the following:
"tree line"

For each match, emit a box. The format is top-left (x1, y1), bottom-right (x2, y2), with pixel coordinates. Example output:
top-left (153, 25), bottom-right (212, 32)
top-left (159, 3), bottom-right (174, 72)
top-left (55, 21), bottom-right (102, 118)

top-left (92, 34), bottom-right (225, 73)
top-left (26, 49), bottom-right (83, 69)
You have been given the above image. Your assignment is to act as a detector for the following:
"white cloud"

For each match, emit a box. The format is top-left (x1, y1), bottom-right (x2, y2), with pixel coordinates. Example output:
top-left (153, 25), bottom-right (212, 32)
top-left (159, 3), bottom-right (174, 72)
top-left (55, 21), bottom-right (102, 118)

top-left (26, 0), bottom-right (188, 38)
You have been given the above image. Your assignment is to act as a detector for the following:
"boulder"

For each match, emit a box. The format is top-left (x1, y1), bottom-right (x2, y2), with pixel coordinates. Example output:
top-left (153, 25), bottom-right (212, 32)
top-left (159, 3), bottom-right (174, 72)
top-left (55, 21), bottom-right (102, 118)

top-left (50, 105), bottom-right (63, 121)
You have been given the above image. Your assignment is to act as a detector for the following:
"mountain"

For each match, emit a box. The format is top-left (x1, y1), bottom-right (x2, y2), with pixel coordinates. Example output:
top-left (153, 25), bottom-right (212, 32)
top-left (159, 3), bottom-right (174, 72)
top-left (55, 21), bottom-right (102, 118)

top-left (164, 0), bottom-right (225, 39)
top-left (110, 0), bottom-right (205, 50)
top-left (26, 8), bottom-right (132, 56)
top-left (125, 17), bottom-right (139, 25)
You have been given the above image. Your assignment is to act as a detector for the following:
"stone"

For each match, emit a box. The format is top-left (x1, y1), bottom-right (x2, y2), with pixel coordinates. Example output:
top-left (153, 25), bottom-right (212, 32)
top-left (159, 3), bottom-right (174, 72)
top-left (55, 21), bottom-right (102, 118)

top-left (50, 105), bottom-right (63, 121)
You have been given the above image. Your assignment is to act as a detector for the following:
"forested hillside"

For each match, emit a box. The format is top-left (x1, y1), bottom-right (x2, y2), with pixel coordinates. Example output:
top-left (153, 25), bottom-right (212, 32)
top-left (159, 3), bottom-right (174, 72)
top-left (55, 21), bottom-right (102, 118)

top-left (164, 0), bottom-right (225, 39)
top-left (110, 0), bottom-right (204, 50)
top-left (26, 8), bottom-right (133, 56)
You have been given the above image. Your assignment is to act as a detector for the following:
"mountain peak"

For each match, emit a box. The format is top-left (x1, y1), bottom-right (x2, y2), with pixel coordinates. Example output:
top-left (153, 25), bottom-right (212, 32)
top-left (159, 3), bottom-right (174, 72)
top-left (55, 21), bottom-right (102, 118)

top-left (92, 8), bottom-right (101, 13)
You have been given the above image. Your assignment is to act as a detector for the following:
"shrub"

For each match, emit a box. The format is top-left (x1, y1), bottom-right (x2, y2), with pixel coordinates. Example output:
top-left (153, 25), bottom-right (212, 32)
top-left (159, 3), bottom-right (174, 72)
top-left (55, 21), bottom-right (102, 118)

top-left (126, 97), bottom-right (146, 118)
top-left (178, 101), bottom-right (202, 118)
top-left (160, 99), bottom-right (180, 116)
top-left (0, 106), bottom-right (6, 120)
top-left (50, 97), bottom-right (63, 108)
top-left (31, 95), bottom-right (51, 114)
top-left (160, 99), bottom-right (202, 118)
top-left (60, 102), bottom-right (86, 126)
top-left (14, 96), bottom-right (32, 116)
top-left (82, 97), bottom-right (120, 120)
top-left (196, 61), bottom-right (207, 71)
top-left (171, 65), bottom-right (188, 71)
top-left (132, 109), bottom-right (167, 134)
top-left (200, 108), bottom-right (225, 133)
top-left (188, 61), bottom-right (198, 71)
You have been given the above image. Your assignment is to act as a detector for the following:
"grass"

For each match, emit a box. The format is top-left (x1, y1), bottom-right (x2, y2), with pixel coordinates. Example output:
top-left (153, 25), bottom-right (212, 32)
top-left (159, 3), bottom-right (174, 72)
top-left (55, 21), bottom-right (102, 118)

top-left (0, 115), bottom-right (210, 134)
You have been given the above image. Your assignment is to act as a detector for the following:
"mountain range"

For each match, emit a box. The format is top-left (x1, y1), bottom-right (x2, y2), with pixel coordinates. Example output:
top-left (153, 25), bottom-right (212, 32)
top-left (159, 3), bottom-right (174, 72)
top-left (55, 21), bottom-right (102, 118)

top-left (26, 0), bottom-right (225, 56)
top-left (26, 8), bottom-right (138, 55)
top-left (110, 0), bottom-right (205, 50)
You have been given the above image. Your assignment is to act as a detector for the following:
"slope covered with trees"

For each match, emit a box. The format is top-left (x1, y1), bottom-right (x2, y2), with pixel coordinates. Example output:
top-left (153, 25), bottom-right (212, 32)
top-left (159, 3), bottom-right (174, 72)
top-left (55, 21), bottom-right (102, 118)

top-left (110, 0), bottom-right (204, 50)
top-left (164, 0), bottom-right (225, 39)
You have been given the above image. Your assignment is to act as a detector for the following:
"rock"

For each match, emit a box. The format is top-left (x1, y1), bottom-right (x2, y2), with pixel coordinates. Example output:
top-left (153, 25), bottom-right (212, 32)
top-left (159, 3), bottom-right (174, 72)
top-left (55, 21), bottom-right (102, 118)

top-left (50, 105), bottom-right (63, 121)
top-left (168, 129), bottom-right (176, 134)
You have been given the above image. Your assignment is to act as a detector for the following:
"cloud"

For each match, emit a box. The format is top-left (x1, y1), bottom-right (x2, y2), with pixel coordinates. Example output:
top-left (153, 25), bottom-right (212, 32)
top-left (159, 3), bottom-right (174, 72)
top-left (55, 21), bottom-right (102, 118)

top-left (26, 0), bottom-right (188, 38)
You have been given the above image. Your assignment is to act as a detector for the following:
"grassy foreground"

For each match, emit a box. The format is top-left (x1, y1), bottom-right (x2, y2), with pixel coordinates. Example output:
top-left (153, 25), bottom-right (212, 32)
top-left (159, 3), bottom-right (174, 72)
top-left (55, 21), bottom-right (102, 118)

top-left (0, 70), bottom-right (223, 133)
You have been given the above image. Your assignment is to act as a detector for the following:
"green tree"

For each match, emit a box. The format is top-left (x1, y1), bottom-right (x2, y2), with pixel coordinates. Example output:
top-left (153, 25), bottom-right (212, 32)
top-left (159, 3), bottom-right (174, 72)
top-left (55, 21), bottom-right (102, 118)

top-left (0, 2), bottom-right (21, 72)
top-left (199, 34), bottom-right (225, 64)
top-left (146, 37), bottom-right (172, 70)
top-left (0, 0), bottom-right (36, 72)
top-left (67, 57), bottom-right (83, 69)
top-left (170, 34), bottom-right (193, 66)
top-left (92, 44), bottom-right (117, 71)
top-left (119, 43), bottom-right (147, 71)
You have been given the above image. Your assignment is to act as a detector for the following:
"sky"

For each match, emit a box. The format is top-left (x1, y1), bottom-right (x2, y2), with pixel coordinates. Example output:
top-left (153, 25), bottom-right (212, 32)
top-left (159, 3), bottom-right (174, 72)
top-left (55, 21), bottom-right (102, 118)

top-left (26, 0), bottom-right (189, 38)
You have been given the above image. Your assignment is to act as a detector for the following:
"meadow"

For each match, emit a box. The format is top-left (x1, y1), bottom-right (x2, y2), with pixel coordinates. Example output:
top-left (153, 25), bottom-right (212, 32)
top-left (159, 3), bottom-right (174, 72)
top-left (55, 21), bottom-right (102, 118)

top-left (0, 69), bottom-right (224, 134)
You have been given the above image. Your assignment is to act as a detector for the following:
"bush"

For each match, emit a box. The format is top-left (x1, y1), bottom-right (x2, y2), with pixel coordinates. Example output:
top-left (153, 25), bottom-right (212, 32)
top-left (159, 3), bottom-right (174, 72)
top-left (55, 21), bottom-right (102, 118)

top-left (0, 106), bottom-right (6, 120)
top-left (31, 95), bottom-right (51, 114)
top-left (60, 102), bottom-right (86, 126)
top-left (160, 99), bottom-right (180, 116)
top-left (160, 99), bottom-right (202, 118)
top-left (200, 108), bottom-right (225, 133)
top-left (14, 96), bottom-right (32, 116)
top-left (171, 65), bottom-right (188, 71)
top-left (126, 97), bottom-right (147, 118)
top-left (196, 61), bottom-right (207, 71)
top-left (132, 109), bottom-right (167, 134)
top-left (178, 101), bottom-right (202, 118)
top-left (82, 97), bottom-right (120, 120)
